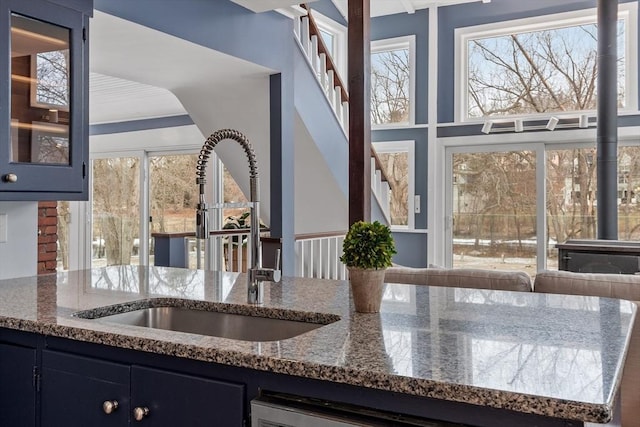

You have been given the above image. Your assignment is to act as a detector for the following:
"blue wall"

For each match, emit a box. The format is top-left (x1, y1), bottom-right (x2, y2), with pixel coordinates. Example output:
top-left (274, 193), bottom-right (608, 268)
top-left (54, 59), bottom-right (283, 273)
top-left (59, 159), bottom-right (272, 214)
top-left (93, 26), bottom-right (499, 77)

top-left (308, 0), bottom-right (347, 26)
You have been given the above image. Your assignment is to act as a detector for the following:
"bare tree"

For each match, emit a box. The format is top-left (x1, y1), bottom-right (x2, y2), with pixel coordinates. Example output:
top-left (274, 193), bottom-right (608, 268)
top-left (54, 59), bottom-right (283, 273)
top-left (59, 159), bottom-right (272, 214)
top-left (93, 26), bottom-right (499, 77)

top-left (468, 23), bottom-right (623, 117)
top-left (92, 158), bottom-right (140, 266)
top-left (371, 48), bottom-right (410, 125)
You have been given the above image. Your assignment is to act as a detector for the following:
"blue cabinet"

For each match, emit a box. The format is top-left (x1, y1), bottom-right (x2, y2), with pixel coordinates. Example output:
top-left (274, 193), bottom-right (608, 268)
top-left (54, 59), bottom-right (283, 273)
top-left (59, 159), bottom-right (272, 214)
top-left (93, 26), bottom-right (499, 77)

top-left (40, 350), bottom-right (246, 426)
top-left (0, 0), bottom-right (92, 200)
top-left (41, 350), bottom-right (130, 427)
top-left (0, 341), bottom-right (37, 426)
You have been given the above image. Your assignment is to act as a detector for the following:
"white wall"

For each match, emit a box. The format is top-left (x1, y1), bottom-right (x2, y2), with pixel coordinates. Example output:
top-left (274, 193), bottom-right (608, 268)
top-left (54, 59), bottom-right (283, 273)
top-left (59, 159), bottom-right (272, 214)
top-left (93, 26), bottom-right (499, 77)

top-left (0, 202), bottom-right (38, 279)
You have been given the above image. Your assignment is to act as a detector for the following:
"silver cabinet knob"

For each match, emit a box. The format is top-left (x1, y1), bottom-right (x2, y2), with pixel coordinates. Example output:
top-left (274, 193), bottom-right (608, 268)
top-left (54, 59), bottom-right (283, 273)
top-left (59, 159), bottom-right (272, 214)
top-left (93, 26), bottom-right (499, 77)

top-left (133, 406), bottom-right (149, 421)
top-left (102, 400), bottom-right (119, 414)
top-left (3, 174), bottom-right (17, 183)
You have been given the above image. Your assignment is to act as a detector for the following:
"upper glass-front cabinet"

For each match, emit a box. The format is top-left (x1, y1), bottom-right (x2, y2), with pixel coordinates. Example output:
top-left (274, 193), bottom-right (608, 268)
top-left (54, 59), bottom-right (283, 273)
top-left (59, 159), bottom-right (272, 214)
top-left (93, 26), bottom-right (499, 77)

top-left (1, 0), bottom-right (91, 200)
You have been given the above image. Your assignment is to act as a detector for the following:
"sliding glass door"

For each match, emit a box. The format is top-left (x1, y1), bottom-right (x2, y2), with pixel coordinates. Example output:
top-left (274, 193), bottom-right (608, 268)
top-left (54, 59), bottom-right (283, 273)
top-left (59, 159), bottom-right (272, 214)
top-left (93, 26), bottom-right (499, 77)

top-left (449, 148), bottom-right (539, 276)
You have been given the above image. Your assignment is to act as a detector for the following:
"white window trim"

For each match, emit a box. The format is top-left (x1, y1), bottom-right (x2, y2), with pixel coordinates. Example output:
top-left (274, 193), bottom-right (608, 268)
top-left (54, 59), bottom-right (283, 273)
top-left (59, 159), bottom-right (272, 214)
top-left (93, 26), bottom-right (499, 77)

top-left (373, 140), bottom-right (415, 230)
top-left (454, 3), bottom-right (639, 123)
top-left (371, 35), bottom-right (416, 129)
top-left (311, 10), bottom-right (348, 82)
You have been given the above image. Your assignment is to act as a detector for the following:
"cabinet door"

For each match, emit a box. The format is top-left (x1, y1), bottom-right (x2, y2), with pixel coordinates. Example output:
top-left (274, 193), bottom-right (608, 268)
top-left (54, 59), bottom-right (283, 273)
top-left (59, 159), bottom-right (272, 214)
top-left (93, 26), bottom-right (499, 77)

top-left (0, 342), bottom-right (36, 427)
top-left (41, 350), bottom-right (130, 427)
top-left (0, 0), bottom-right (88, 200)
top-left (131, 366), bottom-right (246, 426)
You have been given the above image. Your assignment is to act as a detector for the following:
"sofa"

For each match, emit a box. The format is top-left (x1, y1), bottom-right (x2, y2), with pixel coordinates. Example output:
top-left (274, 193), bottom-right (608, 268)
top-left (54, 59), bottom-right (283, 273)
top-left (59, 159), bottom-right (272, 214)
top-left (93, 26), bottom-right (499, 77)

top-left (384, 266), bottom-right (533, 292)
top-left (533, 270), bottom-right (640, 427)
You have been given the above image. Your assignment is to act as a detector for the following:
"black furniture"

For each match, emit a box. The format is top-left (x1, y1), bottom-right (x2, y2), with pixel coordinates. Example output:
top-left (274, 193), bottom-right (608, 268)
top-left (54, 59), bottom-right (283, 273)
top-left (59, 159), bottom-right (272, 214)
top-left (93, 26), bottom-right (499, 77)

top-left (557, 239), bottom-right (640, 274)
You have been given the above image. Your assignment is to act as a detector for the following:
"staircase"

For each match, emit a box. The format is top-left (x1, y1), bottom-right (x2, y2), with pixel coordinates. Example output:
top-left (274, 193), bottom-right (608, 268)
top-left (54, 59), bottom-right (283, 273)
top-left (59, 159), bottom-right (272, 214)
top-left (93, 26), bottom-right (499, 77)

top-left (293, 5), bottom-right (392, 223)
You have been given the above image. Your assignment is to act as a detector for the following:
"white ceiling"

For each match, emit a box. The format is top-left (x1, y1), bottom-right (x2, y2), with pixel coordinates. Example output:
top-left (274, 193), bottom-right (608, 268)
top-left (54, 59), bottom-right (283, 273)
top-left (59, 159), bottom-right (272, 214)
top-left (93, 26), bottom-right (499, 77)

top-left (89, 11), bottom-right (272, 125)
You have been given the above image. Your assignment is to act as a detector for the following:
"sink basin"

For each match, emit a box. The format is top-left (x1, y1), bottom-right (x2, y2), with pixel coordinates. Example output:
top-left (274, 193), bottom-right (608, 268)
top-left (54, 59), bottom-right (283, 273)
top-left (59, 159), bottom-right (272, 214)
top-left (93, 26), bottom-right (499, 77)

top-left (75, 302), bottom-right (338, 342)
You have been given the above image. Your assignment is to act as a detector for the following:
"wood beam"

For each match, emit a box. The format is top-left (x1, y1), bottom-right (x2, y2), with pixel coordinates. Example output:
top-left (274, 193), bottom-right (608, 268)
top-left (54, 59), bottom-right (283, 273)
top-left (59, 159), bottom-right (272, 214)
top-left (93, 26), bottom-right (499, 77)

top-left (348, 0), bottom-right (371, 225)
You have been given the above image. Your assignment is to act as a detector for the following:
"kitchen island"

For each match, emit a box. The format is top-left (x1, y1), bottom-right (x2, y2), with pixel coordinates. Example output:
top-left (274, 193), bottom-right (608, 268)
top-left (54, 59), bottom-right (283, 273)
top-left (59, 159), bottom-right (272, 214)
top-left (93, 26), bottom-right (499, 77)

top-left (0, 266), bottom-right (633, 426)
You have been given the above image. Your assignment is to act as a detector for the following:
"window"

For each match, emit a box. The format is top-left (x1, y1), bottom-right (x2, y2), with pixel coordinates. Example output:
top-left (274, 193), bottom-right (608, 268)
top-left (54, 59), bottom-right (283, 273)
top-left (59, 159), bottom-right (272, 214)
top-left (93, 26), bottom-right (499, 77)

top-left (373, 141), bottom-right (415, 228)
top-left (456, 3), bottom-right (637, 121)
top-left (311, 10), bottom-right (347, 80)
top-left (371, 36), bottom-right (415, 127)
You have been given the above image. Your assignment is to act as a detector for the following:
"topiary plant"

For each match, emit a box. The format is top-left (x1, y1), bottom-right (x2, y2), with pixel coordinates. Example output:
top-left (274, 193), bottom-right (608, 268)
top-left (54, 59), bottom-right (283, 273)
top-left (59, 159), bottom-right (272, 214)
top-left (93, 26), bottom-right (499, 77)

top-left (340, 220), bottom-right (397, 270)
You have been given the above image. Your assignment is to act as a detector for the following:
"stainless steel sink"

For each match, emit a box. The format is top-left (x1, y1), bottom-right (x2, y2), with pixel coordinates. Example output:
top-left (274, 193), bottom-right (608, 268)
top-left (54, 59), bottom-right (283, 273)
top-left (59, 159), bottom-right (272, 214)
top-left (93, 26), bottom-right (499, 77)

top-left (90, 306), bottom-right (332, 342)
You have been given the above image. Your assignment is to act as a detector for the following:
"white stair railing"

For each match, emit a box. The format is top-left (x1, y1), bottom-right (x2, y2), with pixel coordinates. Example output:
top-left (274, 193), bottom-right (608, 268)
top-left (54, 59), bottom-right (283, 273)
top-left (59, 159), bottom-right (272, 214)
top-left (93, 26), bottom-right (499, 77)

top-left (295, 232), bottom-right (347, 280)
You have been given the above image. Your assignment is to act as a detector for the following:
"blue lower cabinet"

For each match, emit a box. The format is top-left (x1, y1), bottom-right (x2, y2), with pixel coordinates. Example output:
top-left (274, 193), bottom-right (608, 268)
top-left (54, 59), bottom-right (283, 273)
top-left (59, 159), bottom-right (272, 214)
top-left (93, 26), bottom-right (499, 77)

top-left (131, 366), bottom-right (245, 426)
top-left (0, 342), bottom-right (37, 427)
top-left (41, 350), bottom-right (130, 427)
top-left (39, 349), bottom-right (246, 426)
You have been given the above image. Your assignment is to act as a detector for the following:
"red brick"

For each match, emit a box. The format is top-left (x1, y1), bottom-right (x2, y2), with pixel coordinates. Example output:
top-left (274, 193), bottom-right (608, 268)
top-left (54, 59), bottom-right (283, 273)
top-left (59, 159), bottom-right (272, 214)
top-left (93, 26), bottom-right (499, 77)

top-left (39, 251), bottom-right (57, 262)
top-left (44, 226), bottom-right (57, 235)
top-left (38, 201), bottom-right (57, 209)
top-left (40, 216), bottom-right (57, 226)
top-left (46, 243), bottom-right (57, 252)
top-left (45, 208), bottom-right (58, 216)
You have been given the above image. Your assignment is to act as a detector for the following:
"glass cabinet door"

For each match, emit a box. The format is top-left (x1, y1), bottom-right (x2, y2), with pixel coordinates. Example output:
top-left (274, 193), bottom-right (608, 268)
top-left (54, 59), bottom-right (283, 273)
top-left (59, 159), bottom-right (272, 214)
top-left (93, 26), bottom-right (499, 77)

top-left (1, 0), bottom-right (88, 200)
top-left (10, 13), bottom-right (71, 166)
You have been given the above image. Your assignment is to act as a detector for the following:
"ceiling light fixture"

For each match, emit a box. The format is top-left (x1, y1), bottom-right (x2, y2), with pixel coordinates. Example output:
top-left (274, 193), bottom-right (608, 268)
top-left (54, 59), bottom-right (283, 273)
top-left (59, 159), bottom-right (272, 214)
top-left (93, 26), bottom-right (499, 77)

top-left (546, 117), bottom-right (559, 131)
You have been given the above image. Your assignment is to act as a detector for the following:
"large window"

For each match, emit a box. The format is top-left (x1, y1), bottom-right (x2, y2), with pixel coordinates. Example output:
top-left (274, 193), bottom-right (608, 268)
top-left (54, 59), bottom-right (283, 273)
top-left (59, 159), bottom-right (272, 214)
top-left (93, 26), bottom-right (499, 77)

top-left (456, 4), bottom-right (637, 121)
top-left (371, 36), bottom-right (415, 127)
top-left (446, 139), bottom-right (640, 275)
top-left (373, 141), bottom-right (415, 229)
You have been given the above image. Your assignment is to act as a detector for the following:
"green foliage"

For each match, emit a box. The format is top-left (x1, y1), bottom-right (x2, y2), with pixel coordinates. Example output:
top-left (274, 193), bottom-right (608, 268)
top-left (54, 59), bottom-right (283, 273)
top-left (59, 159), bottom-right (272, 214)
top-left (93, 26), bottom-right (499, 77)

top-left (340, 221), bottom-right (397, 269)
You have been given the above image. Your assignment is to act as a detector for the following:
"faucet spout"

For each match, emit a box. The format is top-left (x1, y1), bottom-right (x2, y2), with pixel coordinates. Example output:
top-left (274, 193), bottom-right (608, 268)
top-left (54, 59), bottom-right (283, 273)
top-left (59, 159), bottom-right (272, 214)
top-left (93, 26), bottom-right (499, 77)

top-left (195, 129), bottom-right (280, 304)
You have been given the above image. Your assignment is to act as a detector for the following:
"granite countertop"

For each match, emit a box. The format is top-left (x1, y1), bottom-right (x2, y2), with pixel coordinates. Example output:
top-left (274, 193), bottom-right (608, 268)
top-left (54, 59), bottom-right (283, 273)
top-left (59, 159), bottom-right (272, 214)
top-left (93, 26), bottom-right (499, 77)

top-left (0, 266), bottom-right (634, 424)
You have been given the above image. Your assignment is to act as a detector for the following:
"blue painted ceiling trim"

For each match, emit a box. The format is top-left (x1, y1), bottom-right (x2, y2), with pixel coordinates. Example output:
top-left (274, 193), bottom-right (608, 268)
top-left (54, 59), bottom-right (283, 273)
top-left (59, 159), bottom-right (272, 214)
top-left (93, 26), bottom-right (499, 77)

top-left (89, 115), bottom-right (194, 136)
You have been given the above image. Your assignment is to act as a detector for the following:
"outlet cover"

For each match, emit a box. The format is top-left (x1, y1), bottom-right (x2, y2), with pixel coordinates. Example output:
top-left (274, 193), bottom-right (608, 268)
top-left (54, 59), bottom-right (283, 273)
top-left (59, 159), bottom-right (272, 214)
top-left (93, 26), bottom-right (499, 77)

top-left (414, 195), bottom-right (421, 214)
top-left (0, 213), bottom-right (6, 243)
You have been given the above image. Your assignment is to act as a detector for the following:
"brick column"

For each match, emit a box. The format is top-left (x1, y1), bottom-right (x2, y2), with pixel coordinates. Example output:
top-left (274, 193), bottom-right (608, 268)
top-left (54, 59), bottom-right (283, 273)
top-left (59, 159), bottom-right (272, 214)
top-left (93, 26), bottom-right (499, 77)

top-left (38, 201), bottom-right (58, 274)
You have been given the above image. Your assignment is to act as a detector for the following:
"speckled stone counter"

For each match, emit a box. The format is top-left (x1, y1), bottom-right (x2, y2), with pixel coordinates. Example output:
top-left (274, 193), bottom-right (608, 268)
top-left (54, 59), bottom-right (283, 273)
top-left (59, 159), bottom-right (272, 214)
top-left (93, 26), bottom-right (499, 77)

top-left (0, 266), bottom-right (634, 424)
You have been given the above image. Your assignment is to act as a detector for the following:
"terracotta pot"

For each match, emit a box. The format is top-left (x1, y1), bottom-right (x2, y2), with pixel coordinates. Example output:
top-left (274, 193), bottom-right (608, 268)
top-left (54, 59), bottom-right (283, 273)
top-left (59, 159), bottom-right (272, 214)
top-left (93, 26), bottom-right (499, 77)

top-left (347, 267), bottom-right (387, 313)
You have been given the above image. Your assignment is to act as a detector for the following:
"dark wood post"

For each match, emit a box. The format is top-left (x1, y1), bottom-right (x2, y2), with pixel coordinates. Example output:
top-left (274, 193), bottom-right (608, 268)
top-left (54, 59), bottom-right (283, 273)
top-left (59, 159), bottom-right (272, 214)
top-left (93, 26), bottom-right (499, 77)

top-left (348, 0), bottom-right (371, 225)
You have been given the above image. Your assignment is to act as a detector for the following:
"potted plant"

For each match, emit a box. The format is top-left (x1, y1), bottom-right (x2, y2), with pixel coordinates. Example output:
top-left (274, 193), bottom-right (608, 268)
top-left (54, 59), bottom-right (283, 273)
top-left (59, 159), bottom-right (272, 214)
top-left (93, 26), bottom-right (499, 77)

top-left (340, 220), bottom-right (396, 313)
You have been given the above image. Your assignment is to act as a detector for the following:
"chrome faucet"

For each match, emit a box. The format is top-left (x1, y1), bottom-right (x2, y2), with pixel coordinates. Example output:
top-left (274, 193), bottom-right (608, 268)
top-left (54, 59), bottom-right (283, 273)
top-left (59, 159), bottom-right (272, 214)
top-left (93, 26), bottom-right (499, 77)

top-left (196, 129), bottom-right (280, 304)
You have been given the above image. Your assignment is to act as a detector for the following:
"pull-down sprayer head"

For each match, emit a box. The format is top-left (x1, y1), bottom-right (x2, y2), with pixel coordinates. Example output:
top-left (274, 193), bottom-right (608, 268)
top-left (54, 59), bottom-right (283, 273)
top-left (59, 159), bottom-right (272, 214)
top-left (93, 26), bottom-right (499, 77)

top-left (195, 129), bottom-right (277, 304)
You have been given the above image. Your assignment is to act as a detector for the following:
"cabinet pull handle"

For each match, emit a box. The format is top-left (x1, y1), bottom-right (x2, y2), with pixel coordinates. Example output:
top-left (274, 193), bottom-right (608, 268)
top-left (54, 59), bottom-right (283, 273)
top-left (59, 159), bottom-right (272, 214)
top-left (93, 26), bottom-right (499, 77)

top-left (133, 406), bottom-right (150, 421)
top-left (102, 400), bottom-right (119, 414)
top-left (3, 174), bottom-right (17, 183)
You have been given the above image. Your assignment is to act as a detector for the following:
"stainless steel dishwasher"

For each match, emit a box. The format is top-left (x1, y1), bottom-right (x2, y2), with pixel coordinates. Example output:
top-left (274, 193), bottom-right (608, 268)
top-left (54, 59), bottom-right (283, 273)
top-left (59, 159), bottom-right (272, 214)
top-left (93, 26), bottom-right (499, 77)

top-left (250, 392), bottom-right (467, 427)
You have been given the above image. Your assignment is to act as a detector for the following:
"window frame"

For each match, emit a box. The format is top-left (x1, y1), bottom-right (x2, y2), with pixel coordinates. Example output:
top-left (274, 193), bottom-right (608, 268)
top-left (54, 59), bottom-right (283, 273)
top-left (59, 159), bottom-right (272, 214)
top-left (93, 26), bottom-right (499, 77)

top-left (454, 3), bottom-right (638, 123)
top-left (311, 10), bottom-right (348, 81)
top-left (372, 140), bottom-right (415, 230)
top-left (371, 35), bottom-right (416, 129)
